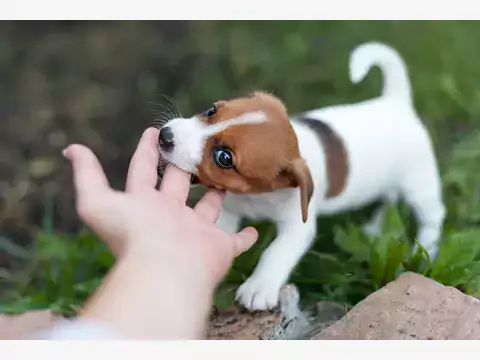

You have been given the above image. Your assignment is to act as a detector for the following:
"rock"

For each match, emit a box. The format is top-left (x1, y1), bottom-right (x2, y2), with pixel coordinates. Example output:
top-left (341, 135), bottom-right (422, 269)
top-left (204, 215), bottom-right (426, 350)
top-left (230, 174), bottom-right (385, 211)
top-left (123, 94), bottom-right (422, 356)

top-left (206, 284), bottom-right (345, 340)
top-left (262, 284), bottom-right (313, 340)
top-left (313, 272), bottom-right (480, 340)
top-left (206, 284), bottom-right (310, 340)
top-left (206, 306), bottom-right (282, 340)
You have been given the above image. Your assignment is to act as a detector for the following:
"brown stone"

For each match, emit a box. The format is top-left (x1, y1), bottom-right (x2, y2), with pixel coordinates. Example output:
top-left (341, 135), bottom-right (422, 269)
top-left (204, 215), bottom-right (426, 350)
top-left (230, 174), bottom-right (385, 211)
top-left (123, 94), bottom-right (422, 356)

top-left (314, 272), bottom-right (480, 340)
top-left (206, 284), bottom-right (315, 340)
top-left (206, 307), bottom-right (283, 340)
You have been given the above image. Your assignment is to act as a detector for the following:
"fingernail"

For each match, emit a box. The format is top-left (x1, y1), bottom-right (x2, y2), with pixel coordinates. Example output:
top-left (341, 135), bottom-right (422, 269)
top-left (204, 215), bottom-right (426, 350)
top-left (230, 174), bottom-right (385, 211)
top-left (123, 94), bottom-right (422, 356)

top-left (245, 226), bottom-right (258, 235)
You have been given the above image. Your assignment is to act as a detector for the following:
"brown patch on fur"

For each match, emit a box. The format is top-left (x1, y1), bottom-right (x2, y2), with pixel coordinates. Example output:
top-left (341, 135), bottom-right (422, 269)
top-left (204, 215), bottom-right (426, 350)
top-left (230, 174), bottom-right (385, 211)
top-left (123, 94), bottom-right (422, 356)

top-left (297, 116), bottom-right (348, 198)
top-left (194, 91), bottom-right (314, 222)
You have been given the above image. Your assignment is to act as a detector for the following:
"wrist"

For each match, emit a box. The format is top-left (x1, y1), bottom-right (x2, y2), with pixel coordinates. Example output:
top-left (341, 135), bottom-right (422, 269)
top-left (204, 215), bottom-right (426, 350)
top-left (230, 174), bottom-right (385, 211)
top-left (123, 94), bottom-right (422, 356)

top-left (81, 247), bottom-right (216, 339)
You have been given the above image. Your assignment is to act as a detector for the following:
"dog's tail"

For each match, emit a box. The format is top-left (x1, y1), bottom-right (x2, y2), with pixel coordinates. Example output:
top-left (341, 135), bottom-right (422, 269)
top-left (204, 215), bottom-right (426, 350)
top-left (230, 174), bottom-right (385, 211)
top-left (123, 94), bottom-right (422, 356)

top-left (349, 42), bottom-right (412, 103)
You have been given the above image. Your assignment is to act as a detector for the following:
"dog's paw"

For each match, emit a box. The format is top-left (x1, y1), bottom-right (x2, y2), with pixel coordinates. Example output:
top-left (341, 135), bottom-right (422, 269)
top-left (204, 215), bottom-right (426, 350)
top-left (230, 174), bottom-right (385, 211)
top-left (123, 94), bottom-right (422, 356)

top-left (235, 275), bottom-right (282, 311)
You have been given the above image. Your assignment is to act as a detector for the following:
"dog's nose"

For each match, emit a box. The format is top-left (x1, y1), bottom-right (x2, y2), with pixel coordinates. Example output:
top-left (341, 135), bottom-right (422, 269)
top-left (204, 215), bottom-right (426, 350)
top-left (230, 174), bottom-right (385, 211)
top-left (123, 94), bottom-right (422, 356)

top-left (158, 126), bottom-right (174, 151)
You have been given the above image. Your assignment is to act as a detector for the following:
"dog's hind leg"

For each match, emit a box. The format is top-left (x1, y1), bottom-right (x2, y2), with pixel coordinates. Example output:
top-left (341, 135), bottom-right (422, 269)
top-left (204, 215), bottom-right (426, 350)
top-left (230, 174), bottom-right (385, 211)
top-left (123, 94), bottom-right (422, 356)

top-left (400, 169), bottom-right (446, 259)
top-left (362, 192), bottom-right (399, 237)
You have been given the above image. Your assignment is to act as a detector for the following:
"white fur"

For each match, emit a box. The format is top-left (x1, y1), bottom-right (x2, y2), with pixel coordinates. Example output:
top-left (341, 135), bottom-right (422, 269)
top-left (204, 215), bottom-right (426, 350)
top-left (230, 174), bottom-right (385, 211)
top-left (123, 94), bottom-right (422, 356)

top-left (160, 111), bottom-right (266, 173)
top-left (161, 42), bottom-right (446, 312)
top-left (349, 42), bottom-right (412, 101)
top-left (224, 42), bottom-right (446, 311)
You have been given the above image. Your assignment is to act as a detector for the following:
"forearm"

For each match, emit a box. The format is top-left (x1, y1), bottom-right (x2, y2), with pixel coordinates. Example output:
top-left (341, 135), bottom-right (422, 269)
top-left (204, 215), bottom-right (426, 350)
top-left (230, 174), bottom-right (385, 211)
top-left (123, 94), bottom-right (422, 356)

top-left (78, 251), bottom-right (215, 339)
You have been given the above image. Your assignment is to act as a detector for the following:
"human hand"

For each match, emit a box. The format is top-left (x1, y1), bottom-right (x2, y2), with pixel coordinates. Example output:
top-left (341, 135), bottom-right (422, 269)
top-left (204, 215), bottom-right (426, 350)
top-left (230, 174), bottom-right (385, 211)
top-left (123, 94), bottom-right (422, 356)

top-left (63, 127), bottom-right (258, 284)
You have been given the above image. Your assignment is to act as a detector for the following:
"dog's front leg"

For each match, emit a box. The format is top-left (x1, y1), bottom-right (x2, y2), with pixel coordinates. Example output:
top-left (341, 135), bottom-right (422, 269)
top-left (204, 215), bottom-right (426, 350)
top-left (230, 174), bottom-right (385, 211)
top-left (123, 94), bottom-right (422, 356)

top-left (215, 206), bottom-right (241, 234)
top-left (235, 217), bottom-right (317, 311)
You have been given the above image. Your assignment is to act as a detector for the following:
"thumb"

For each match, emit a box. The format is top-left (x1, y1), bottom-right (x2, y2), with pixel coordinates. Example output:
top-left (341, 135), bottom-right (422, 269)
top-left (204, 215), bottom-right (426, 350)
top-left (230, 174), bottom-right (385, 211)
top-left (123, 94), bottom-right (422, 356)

top-left (231, 227), bottom-right (258, 257)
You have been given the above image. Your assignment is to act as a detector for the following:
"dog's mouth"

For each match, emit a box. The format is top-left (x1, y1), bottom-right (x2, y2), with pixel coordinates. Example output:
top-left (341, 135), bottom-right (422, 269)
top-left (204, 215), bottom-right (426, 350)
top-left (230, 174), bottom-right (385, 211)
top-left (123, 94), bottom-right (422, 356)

top-left (157, 160), bottom-right (200, 185)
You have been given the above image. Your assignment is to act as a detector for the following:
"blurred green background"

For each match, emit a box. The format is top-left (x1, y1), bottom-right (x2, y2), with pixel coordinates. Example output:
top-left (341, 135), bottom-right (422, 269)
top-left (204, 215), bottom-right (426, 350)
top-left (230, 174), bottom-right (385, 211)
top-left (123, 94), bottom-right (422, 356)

top-left (3, 20), bottom-right (480, 316)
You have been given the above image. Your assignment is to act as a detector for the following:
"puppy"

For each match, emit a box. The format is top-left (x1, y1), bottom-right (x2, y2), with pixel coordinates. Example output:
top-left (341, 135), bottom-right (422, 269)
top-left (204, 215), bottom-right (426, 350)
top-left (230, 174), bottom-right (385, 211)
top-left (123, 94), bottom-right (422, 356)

top-left (157, 42), bottom-right (446, 311)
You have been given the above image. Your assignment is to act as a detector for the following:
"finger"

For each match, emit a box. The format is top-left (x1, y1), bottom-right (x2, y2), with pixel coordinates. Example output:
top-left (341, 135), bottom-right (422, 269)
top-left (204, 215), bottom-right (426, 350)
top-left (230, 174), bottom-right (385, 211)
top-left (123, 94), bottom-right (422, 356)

top-left (63, 144), bottom-right (111, 219)
top-left (231, 227), bottom-right (258, 257)
top-left (126, 127), bottom-right (160, 193)
top-left (158, 164), bottom-right (191, 204)
top-left (194, 189), bottom-right (226, 222)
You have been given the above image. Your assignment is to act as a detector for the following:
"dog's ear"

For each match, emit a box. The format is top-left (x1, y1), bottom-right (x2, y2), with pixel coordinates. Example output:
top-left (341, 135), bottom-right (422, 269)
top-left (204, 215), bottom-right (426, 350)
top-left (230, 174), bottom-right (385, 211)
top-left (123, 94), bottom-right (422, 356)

top-left (282, 158), bottom-right (314, 223)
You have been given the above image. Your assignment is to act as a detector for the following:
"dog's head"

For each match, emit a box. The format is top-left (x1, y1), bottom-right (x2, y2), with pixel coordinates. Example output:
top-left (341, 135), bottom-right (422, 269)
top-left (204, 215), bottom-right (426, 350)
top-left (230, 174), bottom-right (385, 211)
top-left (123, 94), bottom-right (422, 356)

top-left (157, 91), bottom-right (314, 222)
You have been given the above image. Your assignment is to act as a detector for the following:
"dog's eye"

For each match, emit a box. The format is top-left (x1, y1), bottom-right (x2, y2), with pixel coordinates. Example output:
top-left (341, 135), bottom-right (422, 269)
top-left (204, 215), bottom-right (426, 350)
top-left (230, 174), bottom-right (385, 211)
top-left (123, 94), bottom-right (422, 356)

top-left (205, 105), bottom-right (217, 117)
top-left (212, 147), bottom-right (234, 169)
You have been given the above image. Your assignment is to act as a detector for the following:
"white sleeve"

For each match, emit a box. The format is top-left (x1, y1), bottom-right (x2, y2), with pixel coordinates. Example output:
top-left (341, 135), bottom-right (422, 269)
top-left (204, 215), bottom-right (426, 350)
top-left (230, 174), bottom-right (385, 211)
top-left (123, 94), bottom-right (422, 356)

top-left (31, 318), bottom-right (122, 340)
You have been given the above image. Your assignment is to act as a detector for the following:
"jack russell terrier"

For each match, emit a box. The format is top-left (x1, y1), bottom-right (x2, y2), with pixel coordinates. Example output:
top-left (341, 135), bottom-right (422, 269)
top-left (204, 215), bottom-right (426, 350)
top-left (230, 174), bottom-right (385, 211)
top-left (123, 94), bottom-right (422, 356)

top-left (156, 42), bottom-right (446, 311)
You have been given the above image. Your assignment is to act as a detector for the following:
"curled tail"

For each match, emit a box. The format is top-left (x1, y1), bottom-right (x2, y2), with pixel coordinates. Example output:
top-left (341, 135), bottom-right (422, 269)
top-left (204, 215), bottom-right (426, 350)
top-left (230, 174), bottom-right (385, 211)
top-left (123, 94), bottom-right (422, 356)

top-left (349, 42), bottom-right (412, 103)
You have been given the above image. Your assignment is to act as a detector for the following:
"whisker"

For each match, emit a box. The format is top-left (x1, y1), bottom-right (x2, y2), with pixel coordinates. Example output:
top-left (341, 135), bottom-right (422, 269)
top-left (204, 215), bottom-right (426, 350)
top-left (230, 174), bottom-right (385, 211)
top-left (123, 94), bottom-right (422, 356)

top-left (150, 118), bottom-right (169, 129)
top-left (150, 106), bottom-right (175, 121)
top-left (150, 96), bottom-right (178, 116)
top-left (151, 117), bottom-right (171, 126)
top-left (157, 157), bottom-right (171, 176)
top-left (158, 158), bottom-right (169, 166)
top-left (162, 94), bottom-right (182, 118)
top-left (151, 111), bottom-right (175, 120)
top-left (149, 93), bottom-right (182, 133)
top-left (152, 116), bottom-right (170, 123)
top-left (159, 94), bottom-right (182, 118)
top-left (156, 104), bottom-right (177, 120)
top-left (150, 112), bottom-right (174, 128)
